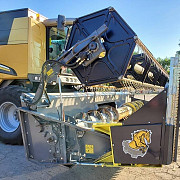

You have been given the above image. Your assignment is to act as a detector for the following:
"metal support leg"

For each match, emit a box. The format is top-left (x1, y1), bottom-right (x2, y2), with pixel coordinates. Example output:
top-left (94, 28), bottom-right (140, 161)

top-left (57, 75), bottom-right (67, 163)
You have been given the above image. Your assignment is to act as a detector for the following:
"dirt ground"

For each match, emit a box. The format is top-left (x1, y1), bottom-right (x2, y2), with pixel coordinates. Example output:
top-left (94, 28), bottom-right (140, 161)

top-left (0, 133), bottom-right (179, 180)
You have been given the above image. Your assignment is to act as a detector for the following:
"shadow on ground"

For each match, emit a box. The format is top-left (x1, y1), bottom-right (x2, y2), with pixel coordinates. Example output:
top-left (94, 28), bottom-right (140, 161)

top-left (0, 142), bottom-right (121, 180)
top-left (51, 165), bottom-right (121, 180)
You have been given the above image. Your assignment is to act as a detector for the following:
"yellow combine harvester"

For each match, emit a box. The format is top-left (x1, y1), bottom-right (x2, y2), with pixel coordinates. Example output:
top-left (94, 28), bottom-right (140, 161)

top-left (0, 8), bottom-right (76, 144)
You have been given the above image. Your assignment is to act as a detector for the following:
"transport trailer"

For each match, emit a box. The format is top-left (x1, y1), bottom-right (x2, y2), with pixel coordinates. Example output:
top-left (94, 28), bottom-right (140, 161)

top-left (17, 7), bottom-right (179, 167)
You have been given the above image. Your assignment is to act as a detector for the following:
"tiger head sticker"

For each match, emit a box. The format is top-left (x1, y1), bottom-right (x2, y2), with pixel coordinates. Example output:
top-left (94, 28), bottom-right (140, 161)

top-left (122, 129), bottom-right (152, 158)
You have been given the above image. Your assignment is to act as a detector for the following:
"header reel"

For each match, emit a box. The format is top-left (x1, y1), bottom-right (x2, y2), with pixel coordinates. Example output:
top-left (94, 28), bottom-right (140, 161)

top-left (25, 7), bottom-right (169, 107)
top-left (66, 7), bottom-right (169, 87)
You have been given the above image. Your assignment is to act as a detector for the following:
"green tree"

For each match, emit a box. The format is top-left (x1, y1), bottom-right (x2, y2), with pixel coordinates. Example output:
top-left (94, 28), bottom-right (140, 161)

top-left (177, 50), bottom-right (180, 55)
top-left (157, 57), bottom-right (170, 73)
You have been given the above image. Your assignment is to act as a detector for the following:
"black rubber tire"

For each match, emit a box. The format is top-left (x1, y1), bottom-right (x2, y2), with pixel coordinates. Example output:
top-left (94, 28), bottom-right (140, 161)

top-left (0, 85), bottom-right (27, 145)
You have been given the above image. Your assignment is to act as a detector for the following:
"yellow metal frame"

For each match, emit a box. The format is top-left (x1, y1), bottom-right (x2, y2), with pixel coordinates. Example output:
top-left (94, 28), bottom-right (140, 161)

top-left (92, 123), bottom-right (123, 165)
top-left (92, 122), bottom-right (123, 135)
top-left (92, 122), bottom-right (162, 167)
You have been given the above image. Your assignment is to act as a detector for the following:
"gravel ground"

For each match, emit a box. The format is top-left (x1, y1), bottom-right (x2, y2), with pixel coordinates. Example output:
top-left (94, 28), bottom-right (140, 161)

top-left (0, 134), bottom-right (179, 180)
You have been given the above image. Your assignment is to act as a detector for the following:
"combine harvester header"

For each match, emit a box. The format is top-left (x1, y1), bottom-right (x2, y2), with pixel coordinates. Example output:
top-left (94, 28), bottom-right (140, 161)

top-left (16, 7), bottom-right (179, 167)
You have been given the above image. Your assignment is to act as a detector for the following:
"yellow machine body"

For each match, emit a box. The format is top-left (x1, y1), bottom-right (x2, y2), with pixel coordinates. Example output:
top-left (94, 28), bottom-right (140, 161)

top-left (0, 9), bottom-right (46, 84)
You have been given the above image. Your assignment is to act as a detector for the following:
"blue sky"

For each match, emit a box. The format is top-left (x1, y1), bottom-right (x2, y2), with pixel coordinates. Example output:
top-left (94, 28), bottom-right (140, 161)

top-left (1, 0), bottom-right (179, 58)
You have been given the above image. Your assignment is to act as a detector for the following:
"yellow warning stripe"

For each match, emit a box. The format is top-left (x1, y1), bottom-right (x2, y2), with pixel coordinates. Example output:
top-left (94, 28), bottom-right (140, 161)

top-left (0, 66), bottom-right (10, 72)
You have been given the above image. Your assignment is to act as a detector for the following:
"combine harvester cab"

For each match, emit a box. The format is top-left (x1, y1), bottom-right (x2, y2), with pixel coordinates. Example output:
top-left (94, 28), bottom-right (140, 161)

top-left (18, 7), bottom-right (179, 167)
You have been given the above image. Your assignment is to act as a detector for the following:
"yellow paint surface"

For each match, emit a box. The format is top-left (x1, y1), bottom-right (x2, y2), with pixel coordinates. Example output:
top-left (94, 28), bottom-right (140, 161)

top-left (8, 17), bottom-right (29, 44)
top-left (28, 17), bottom-right (46, 74)
top-left (0, 16), bottom-right (46, 81)
top-left (0, 44), bottom-right (28, 79)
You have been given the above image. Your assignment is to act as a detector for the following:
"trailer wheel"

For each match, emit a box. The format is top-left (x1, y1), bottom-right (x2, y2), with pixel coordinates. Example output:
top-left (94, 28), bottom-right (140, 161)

top-left (0, 86), bottom-right (27, 145)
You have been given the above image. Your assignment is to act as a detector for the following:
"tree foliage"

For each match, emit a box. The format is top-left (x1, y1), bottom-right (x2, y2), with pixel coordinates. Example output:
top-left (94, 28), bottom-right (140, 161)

top-left (157, 57), bottom-right (170, 73)
top-left (133, 51), bottom-right (170, 73)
